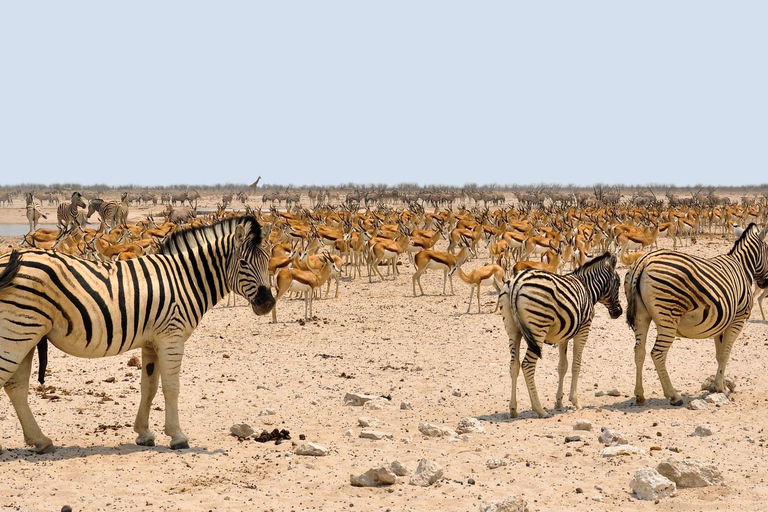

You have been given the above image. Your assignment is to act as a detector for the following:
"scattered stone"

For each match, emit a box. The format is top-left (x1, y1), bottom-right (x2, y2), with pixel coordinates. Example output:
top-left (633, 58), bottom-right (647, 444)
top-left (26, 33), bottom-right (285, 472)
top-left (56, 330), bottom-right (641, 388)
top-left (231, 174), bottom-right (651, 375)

top-left (650, 446), bottom-right (662, 451)
top-left (358, 417), bottom-right (381, 428)
top-left (127, 356), bottom-right (141, 368)
top-left (305, 462), bottom-right (314, 469)
top-left (452, 389), bottom-right (465, 397)
top-left (606, 388), bottom-right (621, 397)
top-left (701, 375), bottom-right (736, 393)
top-left (705, 393), bottom-right (730, 405)
top-left (344, 392), bottom-right (378, 406)
top-left (657, 458), bottom-right (724, 488)
top-left (487, 458), bottom-right (508, 469)
top-left (595, 390), bottom-right (605, 397)
top-left (573, 419), bottom-right (593, 431)
top-left (350, 466), bottom-right (398, 487)
top-left (104, 376), bottom-right (116, 383)
top-left (363, 397), bottom-right (390, 410)
top-left (565, 435), bottom-right (581, 443)
top-left (418, 422), bottom-right (457, 438)
top-left (456, 417), bottom-right (485, 434)
top-left (478, 495), bottom-right (530, 512)
top-left (688, 399), bottom-right (709, 411)
top-left (599, 428), bottom-right (628, 446)
top-left (229, 423), bottom-right (254, 440)
top-left (601, 444), bottom-right (645, 457)
top-left (390, 460), bottom-right (410, 476)
top-left (294, 442), bottom-right (328, 456)
top-left (343, 429), bottom-right (354, 437)
top-left (400, 401), bottom-right (413, 410)
top-left (630, 467), bottom-right (677, 501)
top-left (359, 429), bottom-right (393, 440)
top-left (258, 407), bottom-right (276, 416)
top-left (409, 459), bottom-right (444, 487)
top-left (692, 424), bottom-right (713, 437)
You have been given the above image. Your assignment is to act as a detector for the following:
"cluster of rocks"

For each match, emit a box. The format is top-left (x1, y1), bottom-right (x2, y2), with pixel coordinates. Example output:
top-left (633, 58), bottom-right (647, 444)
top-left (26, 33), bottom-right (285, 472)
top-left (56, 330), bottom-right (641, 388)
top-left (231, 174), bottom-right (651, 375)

top-left (478, 496), bottom-right (529, 512)
top-left (630, 458), bottom-right (723, 501)
top-left (350, 459), bottom-right (442, 487)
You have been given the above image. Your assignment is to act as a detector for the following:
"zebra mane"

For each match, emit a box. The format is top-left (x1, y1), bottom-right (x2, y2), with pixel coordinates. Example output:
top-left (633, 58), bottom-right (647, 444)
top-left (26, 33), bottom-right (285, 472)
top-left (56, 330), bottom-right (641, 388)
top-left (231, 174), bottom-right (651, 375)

top-left (571, 251), bottom-right (615, 277)
top-left (728, 223), bottom-right (759, 256)
top-left (159, 215), bottom-right (263, 256)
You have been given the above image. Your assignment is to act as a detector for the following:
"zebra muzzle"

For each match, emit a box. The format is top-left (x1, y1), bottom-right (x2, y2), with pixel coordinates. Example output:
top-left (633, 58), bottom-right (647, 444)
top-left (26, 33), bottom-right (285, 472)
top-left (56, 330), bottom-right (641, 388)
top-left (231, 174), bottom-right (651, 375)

top-left (251, 285), bottom-right (276, 315)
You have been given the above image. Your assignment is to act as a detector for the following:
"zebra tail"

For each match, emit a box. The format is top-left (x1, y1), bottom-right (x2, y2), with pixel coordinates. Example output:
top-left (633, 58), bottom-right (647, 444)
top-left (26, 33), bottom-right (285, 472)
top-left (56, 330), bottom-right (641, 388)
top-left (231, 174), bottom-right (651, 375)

top-left (624, 257), bottom-right (646, 330)
top-left (0, 249), bottom-right (22, 292)
top-left (511, 281), bottom-right (543, 359)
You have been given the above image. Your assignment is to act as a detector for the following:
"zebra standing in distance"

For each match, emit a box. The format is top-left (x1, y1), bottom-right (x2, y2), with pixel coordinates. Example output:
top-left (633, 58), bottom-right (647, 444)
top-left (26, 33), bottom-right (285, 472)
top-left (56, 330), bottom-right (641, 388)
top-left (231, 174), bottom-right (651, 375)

top-left (87, 196), bottom-right (123, 231)
top-left (625, 223), bottom-right (768, 407)
top-left (499, 252), bottom-right (623, 419)
top-left (25, 192), bottom-right (47, 233)
top-left (0, 215), bottom-right (275, 453)
top-left (56, 191), bottom-right (86, 230)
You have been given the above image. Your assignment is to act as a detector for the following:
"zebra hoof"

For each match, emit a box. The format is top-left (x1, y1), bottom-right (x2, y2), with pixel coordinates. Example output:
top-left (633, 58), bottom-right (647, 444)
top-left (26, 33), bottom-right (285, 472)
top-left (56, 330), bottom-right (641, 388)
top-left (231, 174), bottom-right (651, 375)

top-left (670, 398), bottom-right (684, 407)
top-left (635, 396), bottom-right (646, 406)
top-left (171, 440), bottom-right (190, 450)
top-left (136, 435), bottom-right (156, 447)
top-left (35, 440), bottom-right (55, 454)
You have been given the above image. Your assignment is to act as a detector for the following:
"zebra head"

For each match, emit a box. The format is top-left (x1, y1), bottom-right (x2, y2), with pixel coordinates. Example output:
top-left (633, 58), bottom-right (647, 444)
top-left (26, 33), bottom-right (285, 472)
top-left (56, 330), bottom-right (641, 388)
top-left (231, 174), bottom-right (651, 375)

top-left (755, 225), bottom-right (768, 288)
top-left (228, 218), bottom-right (276, 316)
top-left (588, 252), bottom-right (623, 319)
top-left (72, 191), bottom-right (87, 209)
top-left (87, 198), bottom-right (103, 219)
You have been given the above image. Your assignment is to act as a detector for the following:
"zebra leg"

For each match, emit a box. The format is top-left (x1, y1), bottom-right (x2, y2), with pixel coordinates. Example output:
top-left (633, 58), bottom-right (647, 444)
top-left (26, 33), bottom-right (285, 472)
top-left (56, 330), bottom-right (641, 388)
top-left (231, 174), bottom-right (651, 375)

top-left (650, 326), bottom-right (682, 406)
top-left (521, 347), bottom-right (547, 418)
top-left (555, 341), bottom-right (568, 409)
top-left (569, 328), bottom-right (590, 409)
top-left (156, 339), bottom-right (190, 449)
top-left (134, 346), bottom-right (160, 447)
top-left (499, 300), bottom-right (522, 418)
top-left (631, 307), bottom-right (652, 405)
top-left (4, 349), bottom-right (54, 453)
top-left (713, 321), bottom-right (744, 393)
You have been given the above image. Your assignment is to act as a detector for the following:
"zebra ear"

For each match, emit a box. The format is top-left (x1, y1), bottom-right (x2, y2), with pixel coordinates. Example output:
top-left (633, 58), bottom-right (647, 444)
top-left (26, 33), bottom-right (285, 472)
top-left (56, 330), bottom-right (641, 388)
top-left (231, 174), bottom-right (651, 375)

top-left (758, 224), bottom-right (768, 240)
top-left (234, 224), bottom-right (247, 247)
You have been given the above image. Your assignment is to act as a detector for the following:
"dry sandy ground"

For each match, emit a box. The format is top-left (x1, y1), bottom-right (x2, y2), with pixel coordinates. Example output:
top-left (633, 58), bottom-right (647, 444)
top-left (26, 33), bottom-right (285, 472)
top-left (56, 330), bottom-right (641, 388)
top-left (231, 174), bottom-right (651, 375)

top-left (1, 197), bottom-right (768, 511)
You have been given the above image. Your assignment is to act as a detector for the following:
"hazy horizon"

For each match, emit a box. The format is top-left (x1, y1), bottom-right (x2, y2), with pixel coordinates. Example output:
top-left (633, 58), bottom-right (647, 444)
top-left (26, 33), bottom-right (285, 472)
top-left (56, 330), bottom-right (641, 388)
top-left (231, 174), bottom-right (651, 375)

top-left (2, 2), bottom-right (767, 187)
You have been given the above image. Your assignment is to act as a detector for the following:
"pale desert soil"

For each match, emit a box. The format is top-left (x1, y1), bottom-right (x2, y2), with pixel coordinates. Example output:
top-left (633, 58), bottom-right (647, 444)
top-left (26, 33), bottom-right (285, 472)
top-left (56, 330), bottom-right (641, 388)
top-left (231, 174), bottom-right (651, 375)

top-left (1, 195), bottom-right (767, 511)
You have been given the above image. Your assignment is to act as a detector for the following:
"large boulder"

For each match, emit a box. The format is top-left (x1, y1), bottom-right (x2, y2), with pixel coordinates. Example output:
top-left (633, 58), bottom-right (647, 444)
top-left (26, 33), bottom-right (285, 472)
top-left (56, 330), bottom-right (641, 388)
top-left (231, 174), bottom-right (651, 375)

top-left (630, 467), bottom-right (677, 501)
top-left (656, 458), bottom-right (724, 488)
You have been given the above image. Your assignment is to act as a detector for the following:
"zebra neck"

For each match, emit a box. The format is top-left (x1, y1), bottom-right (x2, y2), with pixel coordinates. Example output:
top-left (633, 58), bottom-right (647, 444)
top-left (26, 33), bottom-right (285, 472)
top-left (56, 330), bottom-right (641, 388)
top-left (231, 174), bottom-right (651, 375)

top-left (177, 241), bottom-right (230, 310)
top-left (571, 271), bottom-right (602, 305)
top-left (729, 236), bottom-right (758, 280)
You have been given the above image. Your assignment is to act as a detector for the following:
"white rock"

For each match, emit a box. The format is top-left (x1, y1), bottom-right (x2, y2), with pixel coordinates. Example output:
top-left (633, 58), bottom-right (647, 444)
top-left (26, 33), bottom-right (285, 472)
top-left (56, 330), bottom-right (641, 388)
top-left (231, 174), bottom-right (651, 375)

top-left (456, 417), bottom-right (485, 434)
top-left (358, 416), bottom-right (381, 428)
top-left (258, 407), bottom-right (276, 416)
top-left (350, 466), bottom-right (398, 487)
top-left (452, 389), bottom-right (465, 397)
top-left (687, 399), bottom-right (709, 411)
top-left (630, 468), bottom-right (676, 501)
top-left (363, 397), bottom-right (390, 410)
top-left (705, 393), bottom-right (730, 405)
top-left (400, 401), bottom-right (413, 410)
top-left (390, 460), bottom-right (410, 476)
top-left (359, 429), bottom-right (393, 440)
top-left (418, 422), bottom-right (457, 438)
top-left (573, 419), bottom-right (593, 431)
top-left (487, 458), bottom-right (508, 469)
top-left (409, 458), bottom-right (444, 487)
top-left (344, 392), bottom-right (378, 406)
top-left (294, 442), bottom-right (329, 456)
top-left (229, 423), bottom-right (254, 439)
top-left (656, 458), bottom-right (724, 488)
top-left (343, 429), bottom-right (354, 437)
top-left (692, 424), bottom-right (713, 437)
top-left (606, 388), bottom-right (621, 397)
top-left (601, 444), bottom-right (645, 457)
top-left (599, 428), bottom-right (628, 446)
top-left (478, 496), bottom-right (529, 512)
top-left (594, 390), bottom-right (605, 397)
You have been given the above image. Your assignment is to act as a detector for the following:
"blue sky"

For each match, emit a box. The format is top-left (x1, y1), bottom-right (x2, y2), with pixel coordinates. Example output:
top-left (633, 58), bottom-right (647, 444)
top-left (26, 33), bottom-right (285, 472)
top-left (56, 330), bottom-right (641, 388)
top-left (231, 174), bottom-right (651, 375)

top-left (1, 2), bottom-right (766, 187)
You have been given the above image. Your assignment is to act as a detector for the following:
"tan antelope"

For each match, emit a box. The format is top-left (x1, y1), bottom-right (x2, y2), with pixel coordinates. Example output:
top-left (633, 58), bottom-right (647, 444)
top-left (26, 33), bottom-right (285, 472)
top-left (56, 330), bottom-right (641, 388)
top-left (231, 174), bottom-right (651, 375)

top-left (369, 229), bottom-right (410, 282)
top-left (271, 253), bottom-right (339, 323)
top-left (454, 263), bottom-right (504, 313)
top-left (412, 244), bottom-right (474, 296)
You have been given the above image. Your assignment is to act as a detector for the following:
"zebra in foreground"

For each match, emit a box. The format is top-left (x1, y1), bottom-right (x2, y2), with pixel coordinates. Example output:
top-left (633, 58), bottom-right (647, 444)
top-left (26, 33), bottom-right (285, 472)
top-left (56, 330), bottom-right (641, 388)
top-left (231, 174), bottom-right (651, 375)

top-left (56, 191), bottom-right (87, 230)
top-left (499, 252), bottom-right (622, 418)
top-left (625, 223), bottom-right (768, 407)
top-left (0, 215), bottom-right (274, 453)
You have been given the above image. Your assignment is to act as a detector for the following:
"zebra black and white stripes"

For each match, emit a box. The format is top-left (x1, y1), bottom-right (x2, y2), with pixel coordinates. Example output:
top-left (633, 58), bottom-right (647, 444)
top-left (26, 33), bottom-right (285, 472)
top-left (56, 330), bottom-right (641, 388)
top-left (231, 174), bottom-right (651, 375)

top-left (625, 223), bottom-right (768, 406)
top-left (0, 216), bottom-right (274, 452)
top-left (499, 252), bottom-right (622, 418)
top-left (56, 191), bottom-right (86, 230)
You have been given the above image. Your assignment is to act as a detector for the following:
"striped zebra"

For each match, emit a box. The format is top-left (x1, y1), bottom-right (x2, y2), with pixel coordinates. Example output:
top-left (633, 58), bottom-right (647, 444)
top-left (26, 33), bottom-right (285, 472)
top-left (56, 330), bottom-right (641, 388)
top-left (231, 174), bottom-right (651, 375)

top-left (25, 192), bottom-right (47, 233)
top-left (0, 215), bottom-right (274, 453)
top-left (625, 223), bottom-right (768, 407)
top-left (56, 192), bottom-right (86, 230)
top-left (499, 252), bottom-right (622, 418)
top-left (87, 197), bottom-right (122, 231)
